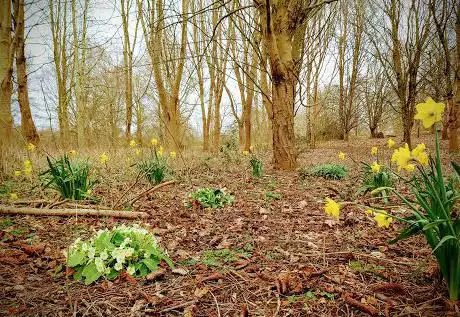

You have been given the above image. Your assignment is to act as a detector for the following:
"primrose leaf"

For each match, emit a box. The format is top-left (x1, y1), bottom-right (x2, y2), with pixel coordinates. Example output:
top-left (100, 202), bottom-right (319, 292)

top-left (82, 261), bottom-right (102, 285)
top-left (68, 250), bottom-right (86, 267)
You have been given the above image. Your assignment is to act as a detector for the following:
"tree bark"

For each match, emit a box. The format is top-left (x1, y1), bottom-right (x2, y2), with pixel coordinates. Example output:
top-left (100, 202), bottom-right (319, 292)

top-left (14, 0), bottom-right (39, 145)
top-left (450, 5), bottom-right (460, 152)
top-left (0, 0), bottom-right (14, 148)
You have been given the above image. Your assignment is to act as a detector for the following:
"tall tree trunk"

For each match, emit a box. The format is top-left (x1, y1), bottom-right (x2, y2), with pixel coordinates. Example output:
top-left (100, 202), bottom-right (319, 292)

top-left (15, 0), bottom-right (39, 145)
top-left (450, 6), bottom-right (460, 152)
top-left (0, 0), bottom-right (14, 148)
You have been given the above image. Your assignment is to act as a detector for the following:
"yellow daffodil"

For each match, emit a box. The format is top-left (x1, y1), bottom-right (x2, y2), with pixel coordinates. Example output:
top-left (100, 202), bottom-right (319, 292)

top-left (371, 147), bottom-right (378, 156)
top-left (23, 160), bottom-right (32, 175)
top-left (170, 151), bottom-right (177, 159)
top-left (365, 209), bottom-right (374, 216)
top-left (135, 148), bottom-right (141, 156)
top-left (391, 144), bottom-right (413, 171)
top-left (387, 138), bottom-right (395, 148)
top-left (129, 140), bottom-right (137, 147)
top-left (69, 150), bottom-right (77, 157)
top-left (242, 150), bottom-right (249, 156)
top-left (374, 213), bottom-right (393, 228)
top-left (414, 97), bottom-right (445, 128)
top-left (157, 146), bottom-right (164, 157)
top-left (405, 163), bottom-right (416, 172)
top-left (412, 143), bottom-right (428, 166)
top-left (10, 193), bottom-right (18, 200)
top-left (151, 138), bottom-right (158, 147)
top-left (371, 161), bottom-right (381, 173)
top-left (99, 153), bottom-right (109, 164)
top-left (13, 170), bottom-right (22, 177)
top-left (27, 143), bottom-right (36, 152)
top-left (324, 198), bottom-right (340, 220)
top-left (338, 151), bottom-right (345, 160)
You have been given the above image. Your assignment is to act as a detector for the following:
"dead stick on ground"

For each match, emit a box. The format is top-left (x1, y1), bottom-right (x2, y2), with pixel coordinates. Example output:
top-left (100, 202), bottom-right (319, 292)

top-left (155, 300), bottom-right (197, 313)
top-left (129, 180), bottom-right (175, 206)
top-left (0, 206), bottom-right (149, 219)
top-left (112, 171), bottom-right (143, 209)
top-left (342, 293), bottom-right (379, 316)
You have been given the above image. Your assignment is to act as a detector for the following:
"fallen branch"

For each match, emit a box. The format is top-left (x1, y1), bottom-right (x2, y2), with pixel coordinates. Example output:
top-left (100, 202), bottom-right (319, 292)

top-left (342, 293), bottom-right (379, 316)
top-left (0, 206), bottom-right (148, 219)
top-left (128, 180), bottom-right (175, 206)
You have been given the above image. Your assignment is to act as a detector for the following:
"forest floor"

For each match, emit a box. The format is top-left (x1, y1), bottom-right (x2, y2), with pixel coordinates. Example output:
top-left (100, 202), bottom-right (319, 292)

top-left (0, 135), bottom-right (459, 316)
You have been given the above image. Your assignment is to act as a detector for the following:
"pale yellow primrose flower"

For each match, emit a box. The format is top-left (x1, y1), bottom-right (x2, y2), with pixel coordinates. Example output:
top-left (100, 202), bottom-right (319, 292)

top-left (387, 138), bottom-right (395, 148)
top-left (99, 153), bottom-right (109, 164)
top-left (338, 151), bottom-right (345, 160)
top-left (371, 161), bottom-right (381, 173)
top-left (324, 198), bottom-right (340, 220)
top-left (27, 143), bottom-right (36, 152)
top-left (414, 97), bottom-right (445, 129)
top-left (371, 147), bottom-right (378, 156)
top-left (374, 213), bottom-right (393, 228)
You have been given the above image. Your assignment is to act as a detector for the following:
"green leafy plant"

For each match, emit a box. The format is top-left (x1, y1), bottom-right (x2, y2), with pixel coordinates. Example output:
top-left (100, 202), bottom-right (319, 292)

top-left (265, 191), bottom-right (282, 201)
top-left (66, 224), bottom-right (173, 285)
top-left (359, 163), bottom-right (394, 202)
top-left (185, 188), bottom-right (234, 208)
top-left (41, 155), bottom-right (97, 200)
top-left (310, 164), bottom-right (348, 180)
top-left (249, 156), bottom-right (263, 177)
top-left (137, 156), bottom-right (169, 185)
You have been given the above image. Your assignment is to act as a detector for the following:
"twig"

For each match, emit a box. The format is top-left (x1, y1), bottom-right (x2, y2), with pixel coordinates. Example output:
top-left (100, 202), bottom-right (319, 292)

top-left (129, 180), bottom-right (175, 206)
top-left (112, 171), bottom-right (143, 209)
top-left (155, 300), bottom-right (197, 313)
top-left (209, 290), bottom-right (221, 317)
top-left (342, 293), bottom-right (379, 316)
top-left (0, 206), bottom-right (149, 219)
top-left (48, 199), bottom-right (69, 209)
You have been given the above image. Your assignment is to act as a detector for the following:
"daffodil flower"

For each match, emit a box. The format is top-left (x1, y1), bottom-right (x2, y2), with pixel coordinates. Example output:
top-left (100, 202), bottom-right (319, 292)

top-left (27, 143), bottom-right (36, 152)
top-left (414, 97), bottom-right (445, 128)
top-left (151, 138), bottom-right (158, 146)
top-left (371, 161), bottom-right (381, 173)
top-left (411, 143), bottom-right (428, 166)
top-left (10, 193), bottom-right (18, 200)
top-left (324, 198), bottom-right (340, 220)
top-left (374, 213), bottom-right (393, 228)
top-left (242, 150), bottom-right (249, 156)
top-left (129, 140), bottom-right (137, 147)
top-left (170, 151), bottom-right (177, 159)
top-left (338, 151), bottom-right (345, 160)
top-left (69, 150), bottom-right (77, 156)
top-left (371, 147), bottom-right (378, 156)
top-left (13, 170), bottom-right (22, 177)
top-left (99, 153), bottom-right (109, 164)
top-left (387, 138), bottom-right (395, 148)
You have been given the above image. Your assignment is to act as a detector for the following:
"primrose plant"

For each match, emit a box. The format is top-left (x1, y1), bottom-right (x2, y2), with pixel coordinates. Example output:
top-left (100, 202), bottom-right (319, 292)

top-left (324, 97), bottom-right (460, 301)
top-left (185, 188), bottom-right (234, 208)
top-left (66, 224), bottom-right (173, 284)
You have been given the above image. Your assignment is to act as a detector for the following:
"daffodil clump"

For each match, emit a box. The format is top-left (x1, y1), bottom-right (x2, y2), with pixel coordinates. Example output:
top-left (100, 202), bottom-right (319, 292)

top-left (66, 224), bottom-right (173, 285)
top-left (324, 97), bottom-right (460, 300)
top-left (136, 137), bottom-right (175, 185)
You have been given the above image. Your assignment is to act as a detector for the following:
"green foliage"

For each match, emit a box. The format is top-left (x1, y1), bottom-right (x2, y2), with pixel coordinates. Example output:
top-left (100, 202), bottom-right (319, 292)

top-left (349, 260), bottom-right (385, 274)
top-left (359, 163), bottom-right (394, 201)
top-left (0, 181), bottom-right (13, 197)
top-left (66, 224), bottom-right (173, 285)
top-left (41, 155), bottom-right (97, 200)
top-left (201, 244), bottom-right (253, 266)
top-left (310, 164), bottom-right (348, 180)
top-left (388, 131), bottom-right (460, 300)
top-left (249, 156), bottom-right (263, 178)
top-left (185, 188), bottom-right (234, 208)
top-left (0, 218), bottom-right (14, 230)
top-left (137, 155), bottom-right (169, 185)
top-left (265, 191), bottom-right (282, 201)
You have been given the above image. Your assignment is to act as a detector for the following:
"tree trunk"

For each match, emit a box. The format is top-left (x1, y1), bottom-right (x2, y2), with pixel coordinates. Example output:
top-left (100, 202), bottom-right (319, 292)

top-left (450, 9), bottom-right (460, 152)
top-left (15, 0), bottom-right (39, 145)
top-left (402, 104), bottom-right (413, 148)
top-left (0, 0), bottom-right (14, 148)
top-left (272, 75), bottom-right (296, 170)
